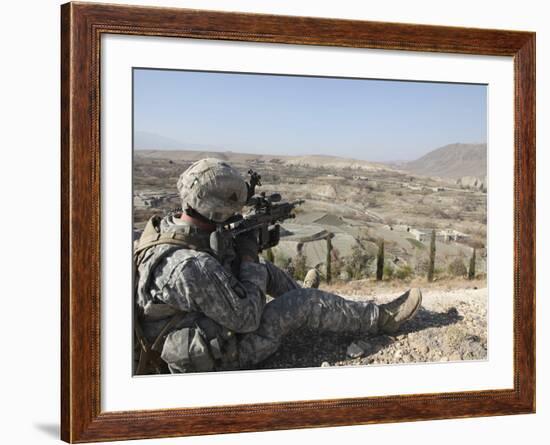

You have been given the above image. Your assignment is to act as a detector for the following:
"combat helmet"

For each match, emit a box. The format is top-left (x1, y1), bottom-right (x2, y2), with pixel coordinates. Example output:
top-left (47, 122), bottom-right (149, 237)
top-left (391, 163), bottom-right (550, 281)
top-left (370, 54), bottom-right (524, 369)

top-left (177, 158), bottom-right (248, 223)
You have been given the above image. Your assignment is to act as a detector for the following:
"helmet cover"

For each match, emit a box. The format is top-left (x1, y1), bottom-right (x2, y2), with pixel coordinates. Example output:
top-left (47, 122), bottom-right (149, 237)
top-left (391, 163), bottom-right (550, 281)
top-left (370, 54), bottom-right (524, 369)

top-left (177, 158), bottom-right (248, 222)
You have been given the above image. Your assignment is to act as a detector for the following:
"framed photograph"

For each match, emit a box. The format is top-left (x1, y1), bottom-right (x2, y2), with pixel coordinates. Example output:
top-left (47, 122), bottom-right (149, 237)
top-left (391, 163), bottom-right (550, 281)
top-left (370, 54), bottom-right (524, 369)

top-left (61, 2), bottom-right (535, 442)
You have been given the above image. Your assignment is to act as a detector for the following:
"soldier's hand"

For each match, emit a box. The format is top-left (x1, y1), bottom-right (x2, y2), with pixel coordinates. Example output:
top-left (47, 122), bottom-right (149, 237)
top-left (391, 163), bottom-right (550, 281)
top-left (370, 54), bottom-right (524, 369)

top-left (235, 230), bottom-right (260, 263)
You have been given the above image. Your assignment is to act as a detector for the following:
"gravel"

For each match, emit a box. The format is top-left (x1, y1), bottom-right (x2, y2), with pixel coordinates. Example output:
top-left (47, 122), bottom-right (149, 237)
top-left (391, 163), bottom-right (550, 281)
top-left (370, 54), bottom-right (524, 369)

top-left (257, 286), bottom-right (487, 370)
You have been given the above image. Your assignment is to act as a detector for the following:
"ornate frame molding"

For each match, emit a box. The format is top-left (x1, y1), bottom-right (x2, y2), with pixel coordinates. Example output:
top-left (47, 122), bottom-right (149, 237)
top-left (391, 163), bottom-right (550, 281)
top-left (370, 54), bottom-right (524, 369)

top-left (61, 2), bottom-right (535, 442)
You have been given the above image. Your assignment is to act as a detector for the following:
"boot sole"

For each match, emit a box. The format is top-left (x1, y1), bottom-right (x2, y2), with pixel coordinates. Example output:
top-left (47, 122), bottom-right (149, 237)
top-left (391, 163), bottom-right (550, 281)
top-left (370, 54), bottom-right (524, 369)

top-left (380, 288), bottom-right (423, 334)
top-left (407, 288), bottom-right (423, 319)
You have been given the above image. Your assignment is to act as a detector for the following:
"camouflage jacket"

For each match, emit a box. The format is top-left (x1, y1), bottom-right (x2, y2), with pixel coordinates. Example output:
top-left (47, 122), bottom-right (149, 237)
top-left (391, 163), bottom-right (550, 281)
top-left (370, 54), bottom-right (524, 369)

top-left (136, 214), bottom-right (268, 331)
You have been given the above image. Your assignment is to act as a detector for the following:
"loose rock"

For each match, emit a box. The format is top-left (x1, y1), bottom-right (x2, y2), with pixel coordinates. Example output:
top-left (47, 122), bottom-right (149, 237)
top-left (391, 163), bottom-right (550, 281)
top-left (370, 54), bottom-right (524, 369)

top-left (347, 342), bottom-right (365, 358)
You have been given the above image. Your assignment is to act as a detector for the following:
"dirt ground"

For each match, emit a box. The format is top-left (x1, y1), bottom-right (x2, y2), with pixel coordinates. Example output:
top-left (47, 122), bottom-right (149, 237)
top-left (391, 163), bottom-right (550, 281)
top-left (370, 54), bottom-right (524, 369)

top-left (256, 279), bottom-right (487, 370)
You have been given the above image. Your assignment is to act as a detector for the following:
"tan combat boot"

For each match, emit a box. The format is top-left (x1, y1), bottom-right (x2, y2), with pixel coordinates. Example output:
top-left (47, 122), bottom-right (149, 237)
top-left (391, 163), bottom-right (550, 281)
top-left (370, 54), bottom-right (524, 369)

top-left (377, 288), bottom-right (422, 334)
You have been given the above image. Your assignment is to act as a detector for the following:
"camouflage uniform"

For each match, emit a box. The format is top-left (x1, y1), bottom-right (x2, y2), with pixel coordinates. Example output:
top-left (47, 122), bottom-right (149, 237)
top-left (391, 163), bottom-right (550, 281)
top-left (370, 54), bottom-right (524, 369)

top-left (135, 215), bottom-right (379, 373)
top-left (134, 158), bottom-right (420, 374)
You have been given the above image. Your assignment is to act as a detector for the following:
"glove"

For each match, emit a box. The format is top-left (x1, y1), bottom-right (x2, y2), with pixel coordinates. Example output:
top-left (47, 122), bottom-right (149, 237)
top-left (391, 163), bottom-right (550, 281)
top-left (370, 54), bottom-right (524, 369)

top-left (235, 230), bottom-right (260, 263)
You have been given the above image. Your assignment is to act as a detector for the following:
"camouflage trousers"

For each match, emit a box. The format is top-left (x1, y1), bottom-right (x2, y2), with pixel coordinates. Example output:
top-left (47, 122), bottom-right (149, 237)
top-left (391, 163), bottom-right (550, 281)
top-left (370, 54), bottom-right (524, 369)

top-left (237, 261), bottom-right (380, 367)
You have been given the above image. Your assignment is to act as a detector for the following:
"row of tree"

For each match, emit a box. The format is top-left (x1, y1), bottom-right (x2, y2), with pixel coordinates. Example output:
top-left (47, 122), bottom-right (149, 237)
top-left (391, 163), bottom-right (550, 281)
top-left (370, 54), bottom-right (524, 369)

top-left (375, 229), bottom-right (477, 282)
top-left (266, 229), bottom-right (478, 283)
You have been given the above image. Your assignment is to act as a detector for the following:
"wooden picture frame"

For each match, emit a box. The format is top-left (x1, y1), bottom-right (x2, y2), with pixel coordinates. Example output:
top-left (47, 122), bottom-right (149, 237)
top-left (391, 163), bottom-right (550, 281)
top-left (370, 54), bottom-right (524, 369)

top-left (61, 2), bottom-right (535, 442)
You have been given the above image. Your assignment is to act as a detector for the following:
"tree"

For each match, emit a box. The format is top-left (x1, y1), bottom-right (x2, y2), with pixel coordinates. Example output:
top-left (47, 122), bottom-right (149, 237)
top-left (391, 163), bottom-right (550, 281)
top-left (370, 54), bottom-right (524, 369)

top-left (427, 229), bottom-right (436, 282)
top-left (395, 264), bottom-right (413, 280)
top-left (292, 253), bottom-right (308, 281)
top-left (330, 249), bottom-right (344, 281)
top-left (468, 248), bottom-right (476, 280)
top-left (448, 258), bottom-right (467, 277)
top-left (345, 245), bottom-right (371, 280)
top-left (376, 239), bottom-right (384, 281)
top-left (326, 236), bottom-right (333, 284)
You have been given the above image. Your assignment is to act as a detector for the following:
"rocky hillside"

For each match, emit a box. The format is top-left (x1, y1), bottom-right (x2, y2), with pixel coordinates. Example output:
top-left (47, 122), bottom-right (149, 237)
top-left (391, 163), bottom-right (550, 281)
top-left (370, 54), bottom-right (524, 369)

top-left (402, 143), bottom-right (487, 180)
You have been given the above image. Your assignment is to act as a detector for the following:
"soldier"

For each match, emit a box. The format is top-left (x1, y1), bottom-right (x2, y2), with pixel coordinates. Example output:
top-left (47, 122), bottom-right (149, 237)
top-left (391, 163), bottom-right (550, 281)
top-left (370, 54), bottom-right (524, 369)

top-left (134, 158), bottom-right (422, 374)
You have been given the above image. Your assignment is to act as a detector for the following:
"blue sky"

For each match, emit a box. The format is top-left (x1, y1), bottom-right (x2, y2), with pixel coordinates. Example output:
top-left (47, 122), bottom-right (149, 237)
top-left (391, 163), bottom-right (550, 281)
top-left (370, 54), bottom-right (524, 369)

top-left (133, 68), bottom-right (486, 162)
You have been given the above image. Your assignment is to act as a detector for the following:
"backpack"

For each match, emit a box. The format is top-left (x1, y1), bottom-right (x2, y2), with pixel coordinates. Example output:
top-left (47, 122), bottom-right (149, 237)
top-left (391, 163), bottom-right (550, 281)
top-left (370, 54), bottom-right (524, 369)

top-left (132, 216), bottom-right (237, 374)
top-left (133, 215), bottom-right (199, 374)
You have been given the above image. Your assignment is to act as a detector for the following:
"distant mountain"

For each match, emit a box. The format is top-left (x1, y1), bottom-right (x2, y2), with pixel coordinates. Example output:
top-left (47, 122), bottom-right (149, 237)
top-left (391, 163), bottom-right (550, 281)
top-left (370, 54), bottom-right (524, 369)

top-left (134, 131), bottom-right (225, 152)
top-left (401, 143), bottom-right (487, 179)
top-left (134, 131), bottom-right (183, 150)
top-left (134, 149), bottom-right (388, 171)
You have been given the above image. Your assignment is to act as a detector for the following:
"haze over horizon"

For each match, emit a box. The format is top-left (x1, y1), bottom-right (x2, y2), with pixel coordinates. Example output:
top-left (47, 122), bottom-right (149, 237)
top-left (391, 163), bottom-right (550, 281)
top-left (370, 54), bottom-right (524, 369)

top-left (134, 69), bottom-right (487, 162)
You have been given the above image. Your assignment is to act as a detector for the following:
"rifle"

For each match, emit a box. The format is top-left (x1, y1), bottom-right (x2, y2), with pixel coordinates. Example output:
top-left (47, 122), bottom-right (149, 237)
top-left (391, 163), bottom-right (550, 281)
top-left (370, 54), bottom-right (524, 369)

top-left (210, 170), bottom-right (304, 272)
